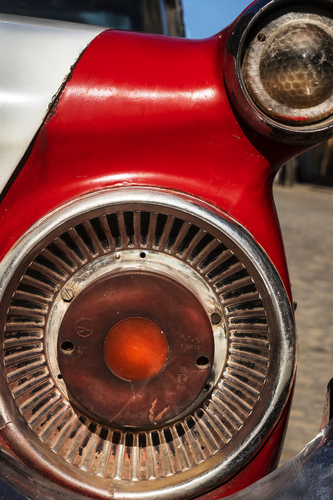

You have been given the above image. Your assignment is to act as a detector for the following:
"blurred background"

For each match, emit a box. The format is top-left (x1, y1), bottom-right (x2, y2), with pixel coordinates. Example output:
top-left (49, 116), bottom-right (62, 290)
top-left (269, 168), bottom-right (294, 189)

top-left (182, 0), bottom-right (249, 38)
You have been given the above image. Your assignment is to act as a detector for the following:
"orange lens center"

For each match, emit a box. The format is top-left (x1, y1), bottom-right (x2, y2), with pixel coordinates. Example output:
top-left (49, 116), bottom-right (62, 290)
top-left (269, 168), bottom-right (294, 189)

top-left (103, 318), bottom-right (168, 382)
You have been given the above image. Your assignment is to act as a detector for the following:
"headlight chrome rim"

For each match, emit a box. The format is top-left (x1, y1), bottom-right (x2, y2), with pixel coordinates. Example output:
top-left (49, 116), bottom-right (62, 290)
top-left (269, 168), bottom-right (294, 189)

top-left (224, 0), bottom-right (333, 144)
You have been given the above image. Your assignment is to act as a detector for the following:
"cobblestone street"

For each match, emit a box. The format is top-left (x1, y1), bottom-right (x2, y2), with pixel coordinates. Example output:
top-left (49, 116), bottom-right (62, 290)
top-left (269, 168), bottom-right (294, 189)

top-left (274, 184), bottom-right (333, 464)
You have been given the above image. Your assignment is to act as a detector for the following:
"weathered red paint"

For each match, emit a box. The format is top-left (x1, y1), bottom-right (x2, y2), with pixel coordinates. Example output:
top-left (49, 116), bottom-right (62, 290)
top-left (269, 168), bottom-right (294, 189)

top-left (0, 28), bottom-right (302, 295)
top-left (0, 26), bottom-right (300, 496)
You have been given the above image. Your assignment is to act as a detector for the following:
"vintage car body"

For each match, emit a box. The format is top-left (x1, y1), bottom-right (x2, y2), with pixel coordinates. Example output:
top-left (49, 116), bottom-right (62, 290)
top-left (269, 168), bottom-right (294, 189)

top-left (0, 0), bottom-right (332, 498)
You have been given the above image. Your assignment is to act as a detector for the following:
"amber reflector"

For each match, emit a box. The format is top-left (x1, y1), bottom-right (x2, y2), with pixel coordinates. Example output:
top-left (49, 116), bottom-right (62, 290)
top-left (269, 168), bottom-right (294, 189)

top-left (103, 317), bottom-right (168, 382)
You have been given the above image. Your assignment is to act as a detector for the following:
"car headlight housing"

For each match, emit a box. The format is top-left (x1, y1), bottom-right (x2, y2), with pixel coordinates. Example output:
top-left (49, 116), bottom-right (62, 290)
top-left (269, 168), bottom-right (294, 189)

top-left (225, 0), bottom-right (333, 143)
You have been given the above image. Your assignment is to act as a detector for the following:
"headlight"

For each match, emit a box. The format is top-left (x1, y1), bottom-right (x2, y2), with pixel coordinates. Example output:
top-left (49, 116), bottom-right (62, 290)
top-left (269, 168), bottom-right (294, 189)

top-left (243, 13), bottom-right (333, 124)
top-left (0, 188), bottom-right (295, 500)
top-left (224, 1), bottom-right (333, 143)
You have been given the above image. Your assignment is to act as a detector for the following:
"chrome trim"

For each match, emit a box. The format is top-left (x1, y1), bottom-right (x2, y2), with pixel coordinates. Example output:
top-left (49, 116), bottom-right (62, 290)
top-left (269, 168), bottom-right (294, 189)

top-left (0, 187), bottom-right (296, 500)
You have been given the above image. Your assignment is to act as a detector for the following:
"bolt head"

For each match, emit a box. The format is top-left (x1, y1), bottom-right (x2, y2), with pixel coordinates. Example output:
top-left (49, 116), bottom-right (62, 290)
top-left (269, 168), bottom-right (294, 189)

top-left (61, 288), bottom-right (74, 302)
top-left (211, 313), bottom-right (222, 325)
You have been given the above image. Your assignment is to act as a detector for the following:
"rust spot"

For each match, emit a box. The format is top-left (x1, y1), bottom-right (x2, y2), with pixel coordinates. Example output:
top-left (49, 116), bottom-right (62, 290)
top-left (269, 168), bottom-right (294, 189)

top-left (149, 399), bottom-right (171, 423)
top-left (149, 399), bottom-right (157, 423)
top-left (155, 405), bottom-right (171, 421)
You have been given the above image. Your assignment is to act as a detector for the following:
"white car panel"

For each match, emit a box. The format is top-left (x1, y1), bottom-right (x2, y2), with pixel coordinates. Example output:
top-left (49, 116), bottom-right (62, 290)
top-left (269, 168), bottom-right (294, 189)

top-left (0, 14), bottom-right (105, 195)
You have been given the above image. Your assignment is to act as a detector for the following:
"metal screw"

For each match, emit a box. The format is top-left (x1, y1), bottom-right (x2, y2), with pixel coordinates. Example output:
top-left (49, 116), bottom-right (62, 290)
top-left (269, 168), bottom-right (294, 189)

top-left (257, 32), bottom-right (266, 42)
top-left (211, 313), bottom-right (221, 325)
top-left (61, 288), bottom-right (74, 302)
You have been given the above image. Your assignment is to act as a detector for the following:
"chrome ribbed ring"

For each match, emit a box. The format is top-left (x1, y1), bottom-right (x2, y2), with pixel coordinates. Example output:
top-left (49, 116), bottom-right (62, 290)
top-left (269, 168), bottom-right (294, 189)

top-left (0, 188), bottom-right (295, 500)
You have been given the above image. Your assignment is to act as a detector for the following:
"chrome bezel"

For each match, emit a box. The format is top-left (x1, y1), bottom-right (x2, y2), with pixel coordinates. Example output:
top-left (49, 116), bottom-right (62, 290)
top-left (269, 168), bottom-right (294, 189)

top-left (224, 0), bottom-right (333, 144)
top-left (46, 248), bottom-right (226, 424)
top-left (0, 187), bottom-right (296, 500)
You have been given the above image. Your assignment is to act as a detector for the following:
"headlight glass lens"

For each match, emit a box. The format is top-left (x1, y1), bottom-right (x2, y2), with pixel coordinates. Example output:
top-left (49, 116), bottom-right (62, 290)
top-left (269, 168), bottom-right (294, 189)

top-left (260, 23), bottom-right (333, 108)
top-left (243, 13), bottom-right (333, 125)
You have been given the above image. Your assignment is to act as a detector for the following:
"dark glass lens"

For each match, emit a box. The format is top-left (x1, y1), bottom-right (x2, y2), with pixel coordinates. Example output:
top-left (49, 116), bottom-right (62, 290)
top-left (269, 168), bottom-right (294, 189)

top-left (259, 23), bottom-right (333, 109)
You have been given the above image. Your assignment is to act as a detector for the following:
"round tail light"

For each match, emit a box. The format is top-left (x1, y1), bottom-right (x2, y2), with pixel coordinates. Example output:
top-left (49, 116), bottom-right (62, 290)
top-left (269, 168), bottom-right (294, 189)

top-left (0, 188), bottom-right (295, 499)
